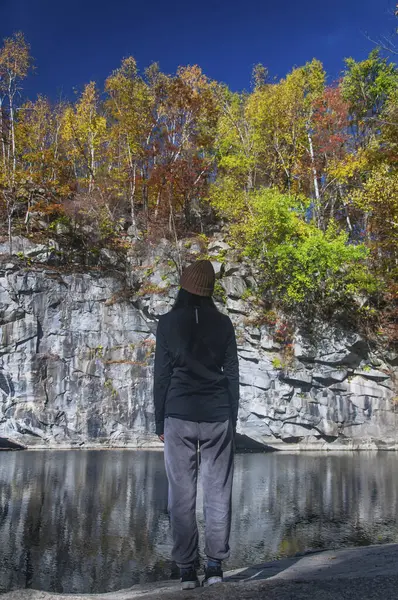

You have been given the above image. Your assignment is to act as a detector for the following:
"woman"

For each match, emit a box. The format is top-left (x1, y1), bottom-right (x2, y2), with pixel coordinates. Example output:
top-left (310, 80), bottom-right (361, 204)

top-left (154, 259), bottom-right (239, 590)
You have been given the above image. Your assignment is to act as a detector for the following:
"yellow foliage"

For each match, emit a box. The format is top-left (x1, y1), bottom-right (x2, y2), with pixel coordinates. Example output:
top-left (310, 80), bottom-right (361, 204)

top-left (327, 152), bottom-right (368, 184)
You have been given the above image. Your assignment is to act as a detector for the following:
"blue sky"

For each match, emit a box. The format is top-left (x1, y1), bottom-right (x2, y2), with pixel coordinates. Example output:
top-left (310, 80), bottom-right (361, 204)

top-left (0, 0), bottom-right (396, 99)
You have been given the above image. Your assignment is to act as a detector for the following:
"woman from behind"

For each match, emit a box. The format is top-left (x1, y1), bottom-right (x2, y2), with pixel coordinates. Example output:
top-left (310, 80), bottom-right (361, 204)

top-left (154, 259), bottom-right (239, 590)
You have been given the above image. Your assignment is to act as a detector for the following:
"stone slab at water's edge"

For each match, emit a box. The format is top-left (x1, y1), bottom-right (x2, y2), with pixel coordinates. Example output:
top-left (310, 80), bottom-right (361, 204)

top-left (2, 544), bottom-right (398, 600)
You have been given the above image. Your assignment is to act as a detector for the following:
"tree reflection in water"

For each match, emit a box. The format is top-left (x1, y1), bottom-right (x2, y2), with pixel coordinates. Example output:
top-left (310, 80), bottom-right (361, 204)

top-left (1, 451), bottom-right (398, 594)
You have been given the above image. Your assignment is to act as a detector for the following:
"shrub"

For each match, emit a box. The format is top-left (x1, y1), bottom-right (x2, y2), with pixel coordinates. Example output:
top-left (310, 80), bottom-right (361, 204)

top-left (214, 280), bottom-right (227, 304)
top-left (211, 186), bottom-right (379, 315)
top-left (272, 357), bottom-right (282, 369)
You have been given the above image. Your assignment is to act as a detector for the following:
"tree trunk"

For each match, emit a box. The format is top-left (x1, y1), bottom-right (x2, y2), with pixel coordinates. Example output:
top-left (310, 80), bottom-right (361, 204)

top-left (25, 191), bottom-right (32, 234)
top-left (168, 188), bottom-right (182, 274)
top-left (8, 215), bottom-right (12, 256)
top-left (129, 163), bottom-right (137, 234)
top-left (307, 130), bottom-right (321, 227)
top-left (52, 122), bottom-right (60, 182)
top-left (89, 134), bottom-right (95, 193)
top-left (0, 100), bottom-right (7, 172)
top-left (8, 86), bottom-right (16, 184)
top-left (247, 169), bottom-right (254, 193)
top-left (141, 166), bottom-right (148, 224)
top-left (7, 198), bottom-right (13, 256)
top-left (126, 143), bottom-right (138, 234)
top-left (330, 195), bottom-right (336, 222)
top-left (154, 190), bottom-right (161, 221)
top-left (338, 184), bottom-right (352, 233)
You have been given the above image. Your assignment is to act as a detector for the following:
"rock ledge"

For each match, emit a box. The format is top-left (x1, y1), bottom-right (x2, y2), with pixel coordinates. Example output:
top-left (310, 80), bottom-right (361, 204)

top-left (3, 544), bottom-right (398, 600)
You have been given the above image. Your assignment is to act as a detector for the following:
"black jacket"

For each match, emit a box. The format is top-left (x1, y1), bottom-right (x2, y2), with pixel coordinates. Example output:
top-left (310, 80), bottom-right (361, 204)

top-left (153, 305), bottom-right (239, 436)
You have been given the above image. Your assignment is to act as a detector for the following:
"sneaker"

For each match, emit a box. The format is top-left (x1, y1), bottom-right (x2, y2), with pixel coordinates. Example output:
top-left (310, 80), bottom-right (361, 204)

top-left (180, 568), bottom-right (200, 590)
top-left (202, 565), bottom-right (223, 587)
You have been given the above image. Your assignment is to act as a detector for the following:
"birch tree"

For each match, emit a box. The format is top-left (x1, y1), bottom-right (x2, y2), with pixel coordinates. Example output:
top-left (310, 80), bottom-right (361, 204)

top-left (60, 82), bottom-right (106, 192)
top-left (0, 32), bottom-right (32, 253)
top-left (105, 57), bottom-right (152, 233)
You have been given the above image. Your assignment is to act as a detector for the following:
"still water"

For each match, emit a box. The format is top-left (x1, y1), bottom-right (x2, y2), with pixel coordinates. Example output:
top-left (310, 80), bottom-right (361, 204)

top-left (1, 450), bottom-right (398, 594)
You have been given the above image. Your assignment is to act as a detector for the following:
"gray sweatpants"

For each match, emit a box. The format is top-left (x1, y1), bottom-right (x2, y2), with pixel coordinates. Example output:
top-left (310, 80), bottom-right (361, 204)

top-left (164, 417), bottom-right (234, 567)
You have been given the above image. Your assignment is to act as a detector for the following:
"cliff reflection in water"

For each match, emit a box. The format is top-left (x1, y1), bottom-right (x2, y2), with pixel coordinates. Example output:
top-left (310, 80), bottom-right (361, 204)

top-left (1, 451), bottom-right (398, 594)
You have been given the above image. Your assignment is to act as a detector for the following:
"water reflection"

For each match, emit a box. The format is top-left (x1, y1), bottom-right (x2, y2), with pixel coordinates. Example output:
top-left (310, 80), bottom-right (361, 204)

top-left (1, 451), bottom-right (398, 593)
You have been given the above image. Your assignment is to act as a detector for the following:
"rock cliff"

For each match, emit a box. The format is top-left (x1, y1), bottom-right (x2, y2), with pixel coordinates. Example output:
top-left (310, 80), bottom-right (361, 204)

top-left (0, 236), bottom-right (397, 450)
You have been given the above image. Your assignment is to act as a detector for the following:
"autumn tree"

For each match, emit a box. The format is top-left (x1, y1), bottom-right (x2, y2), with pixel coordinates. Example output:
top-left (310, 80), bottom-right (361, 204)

top-left (0, 32), bottom-right (31, 179)
top-left (15, 96), bottom-right (71, 231)
top-left (105, 57), bottom-right (153, 233)
top-left (0, 32), bottom-right (32, 251)
top-left (60, 82), bottom-right (107, 192)
top-left (378, 87), bottom-right (398, 164)
top-left (0, 22), bottom-right (395, 322)
top-left (341, 49), bottom-right (398, 149)
top-left (310, 86), bottom-right (353, 230)
top-left (207, 86), bottom-right (257, 229)
top-left (245, 60), bottom-right (324, 194)
top-left (147, 65), bottom-right (219, 235)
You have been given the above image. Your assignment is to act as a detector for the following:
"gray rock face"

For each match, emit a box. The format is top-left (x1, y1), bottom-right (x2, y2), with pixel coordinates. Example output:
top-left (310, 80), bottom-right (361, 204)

top-left (0, 267), bottom-right (160, 448)
top-left (226, 298), bottom-right (248, 314)
top-left (221, 276), bottom-right (247, 299)
top-left (0, 238), bottom-right (397, 450)
top-left (208, 239), bottom-right (230, 253)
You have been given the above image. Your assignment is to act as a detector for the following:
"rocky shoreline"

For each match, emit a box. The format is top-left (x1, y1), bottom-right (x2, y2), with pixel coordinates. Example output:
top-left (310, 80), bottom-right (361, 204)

top-left (2, 544), bottom-right (398, 600)
top-left (3, 438), bottom-right (398, 451)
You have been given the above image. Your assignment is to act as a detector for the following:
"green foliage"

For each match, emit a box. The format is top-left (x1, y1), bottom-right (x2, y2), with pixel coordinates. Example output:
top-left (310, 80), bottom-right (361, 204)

top-left (261, 310), bottom-right (278, 326)
top-left (215, 89), bottom-right (256, 181)
top-left (241, 288), bottom-right (253, 301)
top-left (88, 345), bottom-right (104, 359)
top-left (207, 176), bottom-right (247, 223)
top-left (351, 164), bottom-right (398, 282)
top-left (197, 233), bottom-right (209, 244)
top-left (267, 223), bottom-right (377, 306)
top-left (341, 49), bottom-right (398, 122)
top-left (213, 280), bottom-right (227, 304)
top-left (214, 249), bottom-right (228, 263)
top-left (271, 348), bottom-right (295, 371)
top-left (212, 186), bottom-right (378, 311)
top-left (144, 267), bottom-right (154, 278)
top-left (245, 59), bottom-right (325, 194)
top-left (48, 215), bottom-right (72, 232)
top-left (104, 378), bottom-right (118, 398)
top-left (272, 357), bottom-right (282, 369)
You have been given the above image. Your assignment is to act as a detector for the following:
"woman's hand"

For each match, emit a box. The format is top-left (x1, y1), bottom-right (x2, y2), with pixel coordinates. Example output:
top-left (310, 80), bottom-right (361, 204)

top-left (159, 434), bottom-right (165, 443)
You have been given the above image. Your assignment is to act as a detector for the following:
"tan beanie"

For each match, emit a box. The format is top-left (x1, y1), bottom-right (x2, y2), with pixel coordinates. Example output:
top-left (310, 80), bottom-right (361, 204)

top-left (180, 260), bottom-right (215, 297)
